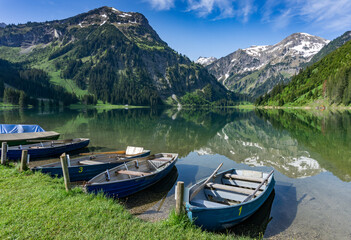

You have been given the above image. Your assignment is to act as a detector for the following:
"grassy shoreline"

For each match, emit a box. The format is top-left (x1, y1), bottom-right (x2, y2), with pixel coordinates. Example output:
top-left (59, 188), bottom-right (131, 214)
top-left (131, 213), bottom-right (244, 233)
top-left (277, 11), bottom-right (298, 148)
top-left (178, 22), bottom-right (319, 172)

top-left (0, 165), bottom-right (249, 240)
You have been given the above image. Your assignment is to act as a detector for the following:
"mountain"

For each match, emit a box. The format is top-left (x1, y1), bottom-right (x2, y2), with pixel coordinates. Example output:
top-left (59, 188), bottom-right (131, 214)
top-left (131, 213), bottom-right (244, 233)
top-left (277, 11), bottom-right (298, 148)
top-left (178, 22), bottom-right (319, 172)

top-left (307, 31), bottom-right (351, 65)
top-left (256, 38), bottom-right (351, 106)
top-left (195, 56), bottom-right (217, 66)
top-left (0, 23), bottom-right (6, 28)
top-left (206, 33), bottom-right (329, 98)
top-left (0, 6), bottom-right (229, 106)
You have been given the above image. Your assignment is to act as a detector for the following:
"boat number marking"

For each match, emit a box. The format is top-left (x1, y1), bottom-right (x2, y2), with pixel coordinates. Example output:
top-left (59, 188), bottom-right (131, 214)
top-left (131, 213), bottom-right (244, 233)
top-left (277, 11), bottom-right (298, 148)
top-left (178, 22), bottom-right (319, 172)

top-left (238, 206), bottom-right (242, 216)
top-left (79, 167), bottom-right (83, 173)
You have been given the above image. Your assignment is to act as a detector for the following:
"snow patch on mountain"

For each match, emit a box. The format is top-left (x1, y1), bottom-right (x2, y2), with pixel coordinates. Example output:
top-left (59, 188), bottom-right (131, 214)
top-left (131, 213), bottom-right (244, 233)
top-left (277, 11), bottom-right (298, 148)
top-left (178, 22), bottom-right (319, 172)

top-left (196, 56), bottom-right (217, 66)
top-left (244, 45), bottom-right (269, 57)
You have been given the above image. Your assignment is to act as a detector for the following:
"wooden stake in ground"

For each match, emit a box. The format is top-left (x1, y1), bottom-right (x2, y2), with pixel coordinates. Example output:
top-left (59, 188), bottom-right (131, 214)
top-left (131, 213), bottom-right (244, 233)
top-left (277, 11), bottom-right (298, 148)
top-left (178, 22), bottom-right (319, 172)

top-left (175, 181), bottom-right (184, 215)
top-left (1, 142), bottom-right (7, 165)
top-left (60, 153), bottom-right (71, 191)
top-left (20, 150), bottom-right (28, 171)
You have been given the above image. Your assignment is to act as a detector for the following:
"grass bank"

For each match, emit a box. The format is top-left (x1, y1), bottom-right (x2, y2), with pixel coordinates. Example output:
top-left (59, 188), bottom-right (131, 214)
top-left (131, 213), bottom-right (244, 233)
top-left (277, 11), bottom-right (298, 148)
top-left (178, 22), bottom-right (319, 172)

top-left (69, 101), bottom-right (149, 110)
top-left (0, 165), bottom-right (250, 240)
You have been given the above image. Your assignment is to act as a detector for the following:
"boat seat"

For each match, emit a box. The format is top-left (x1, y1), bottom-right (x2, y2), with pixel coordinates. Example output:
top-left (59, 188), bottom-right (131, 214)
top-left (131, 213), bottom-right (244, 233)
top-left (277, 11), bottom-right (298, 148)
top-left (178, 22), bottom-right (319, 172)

top-left (190, 199), bottom-right (228, 208)
top-left (223, 173), bottom-right (263, 183)
top-left (78, 160), bottom-right (104, 165)
top-left (205, 189), bottom-right (247, 203)
top-left (116, 170), bottom-right (151, 176)
top-left (206, 183), bottom-right (261, 196)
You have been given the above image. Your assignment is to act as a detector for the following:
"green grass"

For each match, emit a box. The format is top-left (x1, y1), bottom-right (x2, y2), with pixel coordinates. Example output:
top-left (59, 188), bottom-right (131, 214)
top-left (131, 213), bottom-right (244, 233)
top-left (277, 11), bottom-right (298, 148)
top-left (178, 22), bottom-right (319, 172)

top-left (0, 165), bottom-right (251, 239)
top-left (69, 101), bottom-right (150, 110)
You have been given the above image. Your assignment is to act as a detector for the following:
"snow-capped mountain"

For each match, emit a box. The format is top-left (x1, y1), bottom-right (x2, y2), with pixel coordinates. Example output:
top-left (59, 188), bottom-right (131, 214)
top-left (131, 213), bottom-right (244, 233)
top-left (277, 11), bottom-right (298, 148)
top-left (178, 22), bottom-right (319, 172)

top-left (206, 33), bottom-right (330, 98)
top-left (196, 56), bottom-right (217, 66)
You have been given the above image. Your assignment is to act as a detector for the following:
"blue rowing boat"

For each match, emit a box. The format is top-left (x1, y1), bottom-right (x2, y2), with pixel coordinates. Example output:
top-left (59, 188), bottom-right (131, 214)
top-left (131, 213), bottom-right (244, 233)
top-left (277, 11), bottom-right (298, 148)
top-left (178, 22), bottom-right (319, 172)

top-left (1, 138), bottom-right (90, 160)
top-left (84, 153), bottom-right (178, 198)
top-left (185, 167), bottom-right (275, 231)
top-left (32, 146), bottom-right (151, 182)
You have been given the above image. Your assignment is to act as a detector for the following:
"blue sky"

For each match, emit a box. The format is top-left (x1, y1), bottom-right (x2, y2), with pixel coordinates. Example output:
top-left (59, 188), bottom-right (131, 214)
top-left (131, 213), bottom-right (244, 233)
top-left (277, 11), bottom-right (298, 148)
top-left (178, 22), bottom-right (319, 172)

top-left (1, 0), bottom-right (351, 60)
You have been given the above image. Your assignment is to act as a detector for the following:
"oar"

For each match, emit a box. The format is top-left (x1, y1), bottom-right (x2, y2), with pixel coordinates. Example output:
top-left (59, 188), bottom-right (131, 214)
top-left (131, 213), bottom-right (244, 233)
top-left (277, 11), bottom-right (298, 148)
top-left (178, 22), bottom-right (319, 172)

top-left (242, 170), bottom-right (274, 203)
top-left (189, 162), bottom-right (223, 201)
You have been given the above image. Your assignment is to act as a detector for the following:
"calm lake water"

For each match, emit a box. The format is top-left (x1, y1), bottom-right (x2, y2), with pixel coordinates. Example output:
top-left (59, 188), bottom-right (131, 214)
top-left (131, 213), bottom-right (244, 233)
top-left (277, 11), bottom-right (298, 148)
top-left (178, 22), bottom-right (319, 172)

top-left (1, 107), bottom-right (351, 239)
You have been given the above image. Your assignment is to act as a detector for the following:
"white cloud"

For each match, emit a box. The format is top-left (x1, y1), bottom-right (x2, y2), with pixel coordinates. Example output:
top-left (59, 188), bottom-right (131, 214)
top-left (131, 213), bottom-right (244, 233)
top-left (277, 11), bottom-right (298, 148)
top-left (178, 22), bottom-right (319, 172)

top-left (146, 0), bottom-right (175, 10)
top-left (186, 0), bottom-right (255, 21)
top-left (262, 0), bottom-right (351, 31)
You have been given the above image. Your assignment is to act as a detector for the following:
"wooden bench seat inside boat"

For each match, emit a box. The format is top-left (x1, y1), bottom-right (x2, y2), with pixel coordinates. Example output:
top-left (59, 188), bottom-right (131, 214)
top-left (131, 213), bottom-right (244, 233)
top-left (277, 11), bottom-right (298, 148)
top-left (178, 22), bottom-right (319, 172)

top-left (206, 183), bottom-right (261, 196)
top-left (205, 189), bottom-right (248, 204)
top-left (223, 173), bottom-right (263, 183)
top-left (190, 199), bottom-right (228, 208)
top-left (116, 170), bottom-right (151, 176)
top-left (78, 160), bottom-right (105, 165)
top-left (221, 178), bottom-right (266, 191)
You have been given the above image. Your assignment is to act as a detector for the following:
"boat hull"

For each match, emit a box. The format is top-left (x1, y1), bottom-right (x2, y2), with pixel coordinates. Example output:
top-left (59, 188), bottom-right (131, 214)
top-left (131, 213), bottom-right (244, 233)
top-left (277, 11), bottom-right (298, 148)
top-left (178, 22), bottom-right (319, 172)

top-left (2, 139), bottom-right (90, 160)
top-left (0, 131), bottom-right (60, 146)
top-left (33, 150), bottom-right (151, 182)
top-left (85, 158), bottom-right (177, 198)
top-left (186, 169), bottom-right (275, 231)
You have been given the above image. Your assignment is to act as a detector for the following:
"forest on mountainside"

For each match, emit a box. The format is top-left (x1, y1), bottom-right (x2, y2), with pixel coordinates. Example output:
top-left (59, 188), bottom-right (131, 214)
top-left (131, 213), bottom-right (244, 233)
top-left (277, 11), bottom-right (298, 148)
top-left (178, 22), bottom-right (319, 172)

top-left (0, 59), bottom-right (78, 106)
top-left (255, 40), bottom-right (351, 106)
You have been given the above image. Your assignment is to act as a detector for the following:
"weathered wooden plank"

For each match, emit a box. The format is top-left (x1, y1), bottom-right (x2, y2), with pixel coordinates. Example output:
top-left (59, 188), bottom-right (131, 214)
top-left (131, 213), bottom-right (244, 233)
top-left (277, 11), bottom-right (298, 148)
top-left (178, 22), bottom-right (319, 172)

top-left (60, 153), bottom-right (71, 191)
top-left (206, 183), bottom-right (261, 196)
top-left (176, 181), bottom-right (184, 215)
top-left (20, 150), bottom-right (28, 171)
top-left (223, 173), bottom-right (264, 183)
top-left (1, 142), bottom-right (7, 165)
top-left (205, 188), bottom-right (247, 203)
top-left (116, 170), bottom-right (151, 176)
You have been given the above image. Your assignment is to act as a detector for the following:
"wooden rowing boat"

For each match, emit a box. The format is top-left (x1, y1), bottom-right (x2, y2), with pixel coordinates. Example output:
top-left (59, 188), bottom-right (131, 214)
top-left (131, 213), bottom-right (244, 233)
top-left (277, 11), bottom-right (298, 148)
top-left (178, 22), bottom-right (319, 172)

top-left (31, 146), bottom-right (151, 182)
top-left (1, 138), bottom-right (90, 160)
top-left (185, 168), bottom-right (275, 231)
top-left (84, 153), bottom-right (178, 198)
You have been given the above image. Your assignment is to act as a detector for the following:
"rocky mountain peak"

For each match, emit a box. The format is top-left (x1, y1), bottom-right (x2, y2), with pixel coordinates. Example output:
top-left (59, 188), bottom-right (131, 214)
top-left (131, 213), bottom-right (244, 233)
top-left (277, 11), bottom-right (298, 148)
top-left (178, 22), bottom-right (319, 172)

top-left (206, 32), bottom-right (330, 98)
top-left (0, 23), bottom-right (6, 28)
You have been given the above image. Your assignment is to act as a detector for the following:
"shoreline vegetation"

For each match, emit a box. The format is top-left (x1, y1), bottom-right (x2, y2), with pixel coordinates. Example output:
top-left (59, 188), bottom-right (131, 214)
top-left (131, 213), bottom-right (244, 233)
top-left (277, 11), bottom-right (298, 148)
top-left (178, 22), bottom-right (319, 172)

top-left (0, 164), bottom-right (250, 240)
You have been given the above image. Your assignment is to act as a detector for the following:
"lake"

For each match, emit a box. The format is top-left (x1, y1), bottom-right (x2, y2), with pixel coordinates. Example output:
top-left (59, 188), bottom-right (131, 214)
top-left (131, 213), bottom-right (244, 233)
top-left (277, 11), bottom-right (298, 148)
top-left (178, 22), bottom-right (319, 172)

top-left (1, 107), bottom-right (351, 239)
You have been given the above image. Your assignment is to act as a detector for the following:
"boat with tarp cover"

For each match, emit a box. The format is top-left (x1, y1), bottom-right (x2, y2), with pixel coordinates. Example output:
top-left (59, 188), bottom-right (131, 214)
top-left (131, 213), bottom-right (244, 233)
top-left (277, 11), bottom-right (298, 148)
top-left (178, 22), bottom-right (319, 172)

top-left (0, 124), bottom-right (60, 146)
top-left (32, 146), bottom-right (151, 182)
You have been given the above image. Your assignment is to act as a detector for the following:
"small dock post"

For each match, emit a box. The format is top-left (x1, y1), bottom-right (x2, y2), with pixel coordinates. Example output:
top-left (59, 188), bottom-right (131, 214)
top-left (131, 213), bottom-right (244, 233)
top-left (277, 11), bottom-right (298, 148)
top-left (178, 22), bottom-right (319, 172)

top-left (20, 150), bottom-right (28, 171)
top-left (1, 142), bottom-right (7, 165)
top-left (60, 153), bottom-right (71, 191)
top-left (175, 181), bottom-right (184, 215)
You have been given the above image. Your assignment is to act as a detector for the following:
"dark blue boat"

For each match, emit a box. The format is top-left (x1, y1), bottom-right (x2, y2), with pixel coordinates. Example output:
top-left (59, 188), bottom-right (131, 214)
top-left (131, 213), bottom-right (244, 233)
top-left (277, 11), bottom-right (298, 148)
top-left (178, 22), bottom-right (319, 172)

top-left (32, 147), bottom-right (151, 182)
top-left (84, 153), bottom-right (178, 198)
top-left (1, 138), bottom-right (90, 160)
top-left (185, 168), bottom-right (275, 231)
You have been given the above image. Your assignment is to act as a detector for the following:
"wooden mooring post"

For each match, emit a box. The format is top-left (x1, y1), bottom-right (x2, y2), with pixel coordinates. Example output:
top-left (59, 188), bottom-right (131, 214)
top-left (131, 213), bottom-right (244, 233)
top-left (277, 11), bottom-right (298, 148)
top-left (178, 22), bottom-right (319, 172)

top-left (20, 150), bottom-right (29, 171)
top-left (60, 153), bottom-right (71, 191)
top-left (175, 181), bottom-right (184, 215)
top-left (1, 142), bottom-right (7, 165)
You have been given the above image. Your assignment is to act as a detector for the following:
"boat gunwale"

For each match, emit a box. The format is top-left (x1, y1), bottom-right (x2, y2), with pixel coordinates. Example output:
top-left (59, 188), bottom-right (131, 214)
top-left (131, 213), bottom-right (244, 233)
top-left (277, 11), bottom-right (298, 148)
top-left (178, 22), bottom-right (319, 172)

top-left (32, 149), bottom-right (151, 170)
